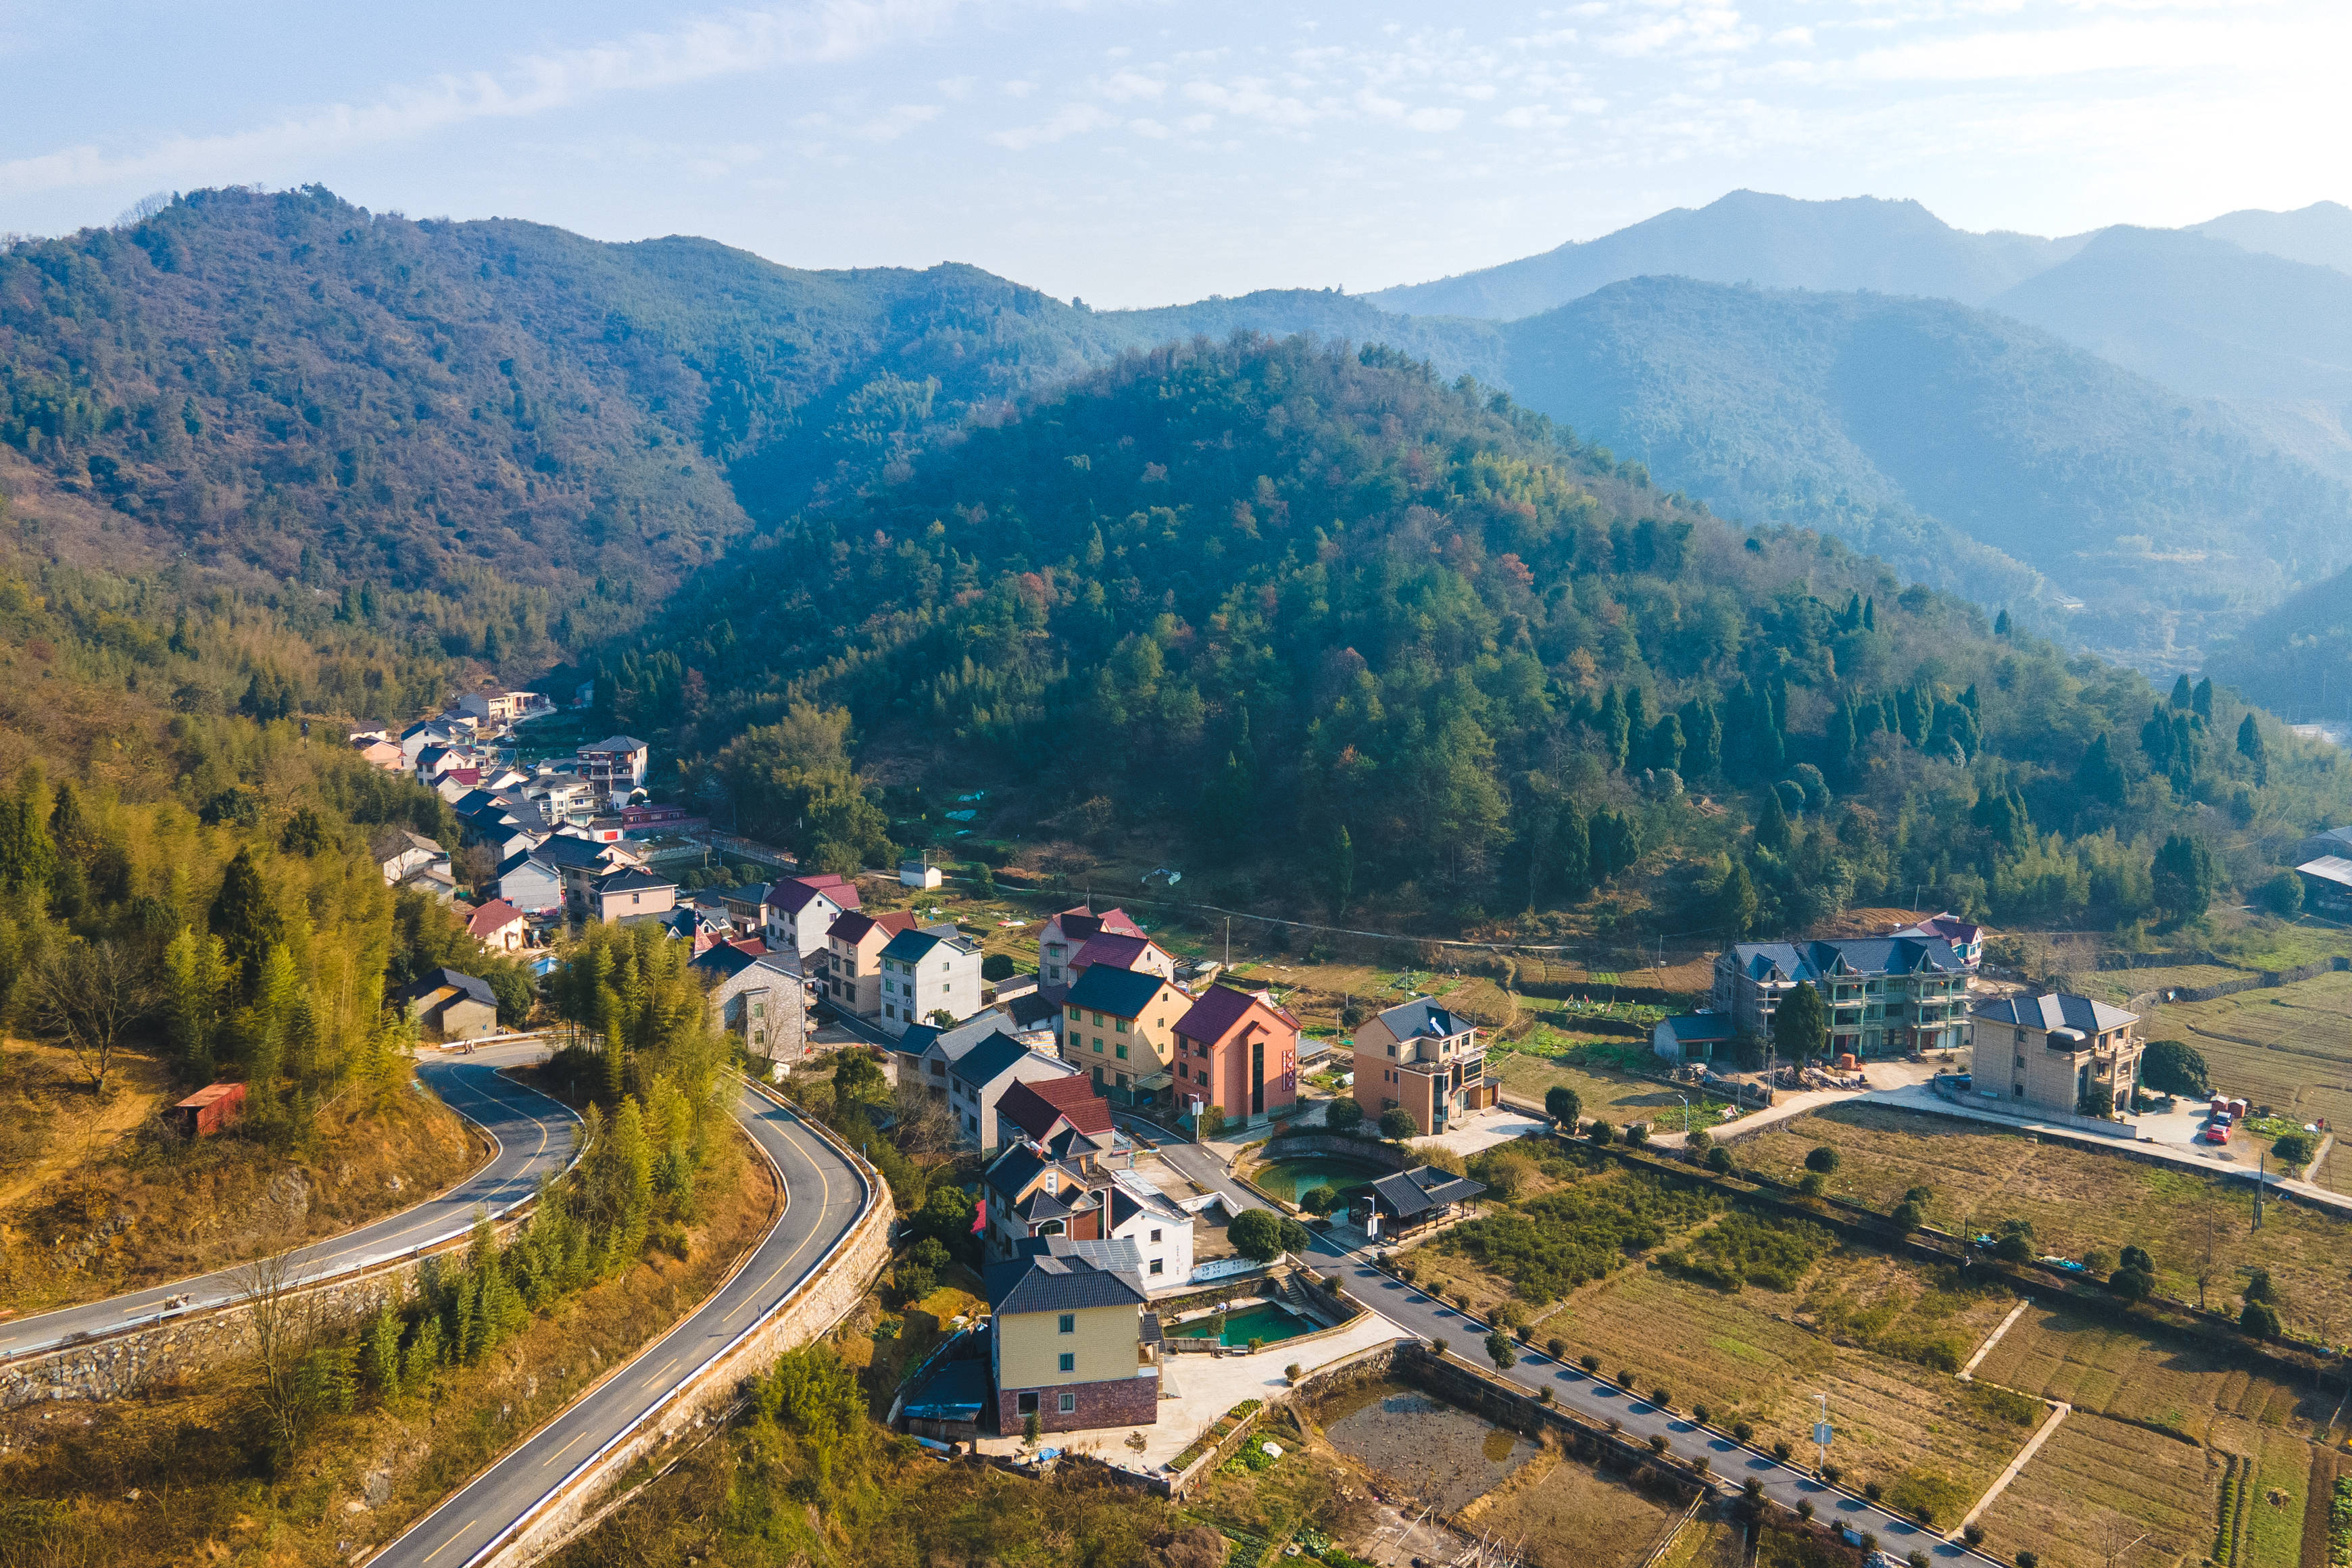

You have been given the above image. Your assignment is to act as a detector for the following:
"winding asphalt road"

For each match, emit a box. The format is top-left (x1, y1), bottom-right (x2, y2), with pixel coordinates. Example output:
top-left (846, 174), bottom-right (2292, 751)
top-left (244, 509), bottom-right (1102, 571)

top-left (370, 1079), bottom-right (871, 1568)
top-left (1125, 1115), bottom-right (1998, 1562)
top-left (0, 1044), bottom-right (579, 1363)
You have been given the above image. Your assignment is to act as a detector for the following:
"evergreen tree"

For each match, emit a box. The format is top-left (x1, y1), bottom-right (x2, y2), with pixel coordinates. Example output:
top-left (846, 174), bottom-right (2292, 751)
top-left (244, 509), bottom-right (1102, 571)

top-left (1623, 687), bottom-right (1648, 758)
top-left (2236, 712), bottom-right (2267, 786)
top-left (2192, 677), bottom-right (2213, 719)
top-left (2151, 833), bottom-right (2218, 925)
top-left (1824, 693), bottom-right (1857, 778)
top-left (1554, 806), bottom-right (1591, 900)
top-left (1715, 860), bottom-right (1759, 936)
top-left (1682, 700), bottom-right (1722, 778)
top-left (207, 846), bottom-right (283, 998)
top-left (1331, 825), bottom-right (1354, 917)
top-left (1994, 608), bottom-right (2011, 636)
top-left (2169, 674), bottom-right (2194, 710)
top-left (1646, 713), bottom-right (1684, 774)
top-left (2075, 733), bottom-right (2128, 810)
top-left (0, 763), bottom-right (56, 897)
top-left (1598, 686), bottom-right (1630, 770)
top-left (1772, 982), bottom-right (1829, 1060)
top-left (1861, 597), bottom-right (1876, 631)
top-left (1755, 789), bottom-right (1794, 855)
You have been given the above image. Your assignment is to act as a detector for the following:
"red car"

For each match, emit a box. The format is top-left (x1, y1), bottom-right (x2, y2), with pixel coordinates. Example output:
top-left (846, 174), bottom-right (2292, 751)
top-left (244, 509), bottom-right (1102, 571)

top-left (2204, 1124), bottom-right (2230, 1145)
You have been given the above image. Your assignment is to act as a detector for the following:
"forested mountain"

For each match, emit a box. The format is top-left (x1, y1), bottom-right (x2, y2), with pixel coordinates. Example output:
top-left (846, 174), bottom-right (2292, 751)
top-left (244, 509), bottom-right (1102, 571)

top-left (597, 335), bottom-right (2351, 936)
top-left (1365, 191), bottom-right (2082, 319)
top-left (1489, 276), bottom-right (2352, 670)
top-left (2190, 201), bottom-right (2352, 274)
top-left (2202, 562), bottom-right (2352, 722)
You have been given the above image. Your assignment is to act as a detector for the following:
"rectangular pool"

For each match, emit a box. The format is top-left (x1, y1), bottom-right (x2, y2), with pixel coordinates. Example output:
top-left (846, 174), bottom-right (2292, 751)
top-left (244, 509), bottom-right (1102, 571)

top-left (1169, 1300), bottom-right (1317, 1346)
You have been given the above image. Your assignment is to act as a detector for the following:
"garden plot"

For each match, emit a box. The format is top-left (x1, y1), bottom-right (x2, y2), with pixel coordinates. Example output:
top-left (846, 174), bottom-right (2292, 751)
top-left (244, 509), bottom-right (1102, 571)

top-left (2207, 1418), bottom-right (2321, 1568)
top-left (1968, 1304), bottom-right (2325, 1439)
top-left (1458, 1448), bottom-right (1682, 1568)
top-left (1734, 1104), bottom-right (2352, 1341)
top-left (2076, 963), bottom-right (2253, 1008)
top-left (1971, 1410), bottom-right (2218, 1568)
top-left (1544, 1265), bottom-right (2033, 1521)
top-left (2156, 975), bottom-right (2352, 1172)
top-left (1494, 1048), bottom-right (1741, 1133)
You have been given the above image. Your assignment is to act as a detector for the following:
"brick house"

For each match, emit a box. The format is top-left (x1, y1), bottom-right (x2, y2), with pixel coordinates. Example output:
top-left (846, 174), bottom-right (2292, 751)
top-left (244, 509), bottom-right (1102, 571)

top-left (1968, 993), bottom-right (2145, 1118)
top-left (1350, 997), bottom-right (1495, 1136)
top-left (1171, 984), bottom-right (1302, 1127)
top-left (985, 1237), bottom-right (1160, 1434)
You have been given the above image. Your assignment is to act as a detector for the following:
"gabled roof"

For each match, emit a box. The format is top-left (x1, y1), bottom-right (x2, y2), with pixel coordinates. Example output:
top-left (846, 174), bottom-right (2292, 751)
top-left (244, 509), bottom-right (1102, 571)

top-left (1175, 983), bottom-right (1298, 1044)
top-left (1970, 992), bottom-right (2138, 1034)
top-left (1006, 990), bottom-right (1063, 1031)
top-left (984, 1236), bottom-right (1147, 1315)
top-left (579, 735), bottom-right (647, 754)
top-left (924, 1010), bottom-right (1018, 1064)
top-left (770, 879), bottom-right (843, 918)
top-left (1892, 912), bottom-right (1982, 945)
top-left (467, 899), bottom-right (524, 937)
top-left (593, 867), bottom-right (676, 894)
top-left (370, 826), bottom-right (445, 863)
top-left (398, 966), bottom-right (496, 1010)
top-left (784, 872), bottom-right (860, 910)
top-left (497, 848), bottom-right (558, 880)
top-left (1367, 1165), bottom-right (1486, 1219)
top-left (1371, 996), bottom-right (1469, 1044)
top-left (1067, 963), bottom-right (1177, 1019)
top-left (1725, 936), bottom-right (1966, 985)
top-left (2298, 855), bottom-right (2352, 891)
top-left (1658, 1013), bottom-right (1737, 1044)
top-left (952, 1031), bottom-right (1068, 1092)
top-left (533, 835), bottom-right (616, 871)
top-left (691, 943), bottom-right (766, 979)
top-left (830, 908), bottom-right (917, 946)
top-left (1048, 906), bottom-right (1145, 944)
top-left (998, 1075), bottom-right (1114, 1143)
top-left (882, 927), bottom-right (978, 964)
top-left (1071, 932), bottom-right (1163, 973)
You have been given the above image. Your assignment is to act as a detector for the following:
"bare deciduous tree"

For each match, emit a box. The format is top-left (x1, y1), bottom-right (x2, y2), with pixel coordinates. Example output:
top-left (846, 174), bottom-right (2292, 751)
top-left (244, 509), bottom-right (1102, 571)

top-left (889, 1079), bottom-right (955, 1157)
top-left (236, 1193), bottom-right (348, 1463)
top-left (26, 939), bottom-right (155, 1094)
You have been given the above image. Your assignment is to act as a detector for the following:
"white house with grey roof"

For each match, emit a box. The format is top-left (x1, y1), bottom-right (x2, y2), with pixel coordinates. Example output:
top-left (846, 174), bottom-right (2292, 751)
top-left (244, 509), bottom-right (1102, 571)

top-left (1713, 936), bottom-right (1971, 1058)
top-left (948, 1031), bottom-right (1079, 1154)
top-left (877, 925), bottom-right (983, 1038)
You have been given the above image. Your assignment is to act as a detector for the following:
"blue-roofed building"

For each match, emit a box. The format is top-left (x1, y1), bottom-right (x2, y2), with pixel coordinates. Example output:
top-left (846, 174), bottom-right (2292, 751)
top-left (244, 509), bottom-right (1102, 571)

top-left (1711, 936), bottom-right (1970, 1058)
top-left (1652, 1012), bottom-right (1738, 1064)
top-left (1058, 962), bottom-right (1192, 1108)
top-left (876, 926), bottom-right (983, 1038)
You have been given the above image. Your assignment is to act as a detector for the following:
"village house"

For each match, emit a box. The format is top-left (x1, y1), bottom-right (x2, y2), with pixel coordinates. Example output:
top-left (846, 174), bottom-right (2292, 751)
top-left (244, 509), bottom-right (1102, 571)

top-left (575, 734), bottom-right (650, 806)
top-left (695, 945), bottom-right (810, 1069)
top-left (1066, 931), bottom-right (1179, 986)
top-left (583, 867), bottom-right (678, 924)
top-left (494, 850), bottom-right (564, 914)
top-left (1713, 936), bottom-right (1971, 1058)
top-left (454, 689), bottom-right (547, 725)
top-left (876, 926), bottom-right (983, 1037)
top-left (1037, 906), bottom-right (1145, 989)
top-left (1172, 984), bottom-right (1302, 1127)
top-left (1650, 1012), bottom-right (1738, 1064)
top-left (984, 1237), bottom-right (1160, 1435)
top-left (1968, 993), bottom-right (2145, 1119)
top-left (370, 827), bottom-right (450, 888)
top-left (1350, 997), bottom-right (1494, 1136)
top-left (766, 873), bottom-right (858, 957)
top-left (821, 908), bottom-right (919, 1019)
top-left (1058, 964), bottom-right (1191, 1104)
top-left (1351, 1165), bottom-right (1487, 1244)
top-left (948, 1031), bottom-right (1081, 1154)
top-left (466, 898), bottom-right (528, 954)
top-left (396, 967), bottom-right (499, 1042)
top-left (1889, 912), bottom-right (1985, 970)
top-left (995, 1075), bottom-right (1119, 1168)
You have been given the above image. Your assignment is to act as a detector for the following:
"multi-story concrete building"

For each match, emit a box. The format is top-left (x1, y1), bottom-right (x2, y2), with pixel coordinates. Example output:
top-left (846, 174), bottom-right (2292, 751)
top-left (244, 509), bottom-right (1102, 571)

top-left (1349, 997), bottom-right (1495, 1135)
top-left (1059, 964), bottom-right (1191, 1102)
top-left (1037, 906), bottom-right (1146, 989)
top-left (984, 1237), bottom-right (1159, 1434)
top-left (1968, 993), bottom-right (2145, 1118)
top-left (1172, 984), bottom-right (1302, 1127)
top-left (877, 926), bottom-right (983, 1036)
top-left (948, 1031), bottom-right (1081, 1154)
top-left (820, 908), bottom-right (918, 1019)
top-left (1712, 937), bottom-right (1971, 1058)
top-left (575, 734), bottom-right (650, 805)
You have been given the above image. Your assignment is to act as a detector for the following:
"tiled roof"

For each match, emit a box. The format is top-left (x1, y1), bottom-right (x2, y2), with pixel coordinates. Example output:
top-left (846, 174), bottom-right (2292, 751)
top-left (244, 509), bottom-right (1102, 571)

top-left (1970, 993), bottom-right (2138, 1033)
top-left (1658, 1013), bottom-right (1737, 1044)
top-left (770, 879), bottom-right (842, 917)
top-left (594, 867), bottom-right (675, 894)
top-left (1725, 937), bottom-right (1967, 984)
top-left (953, 1032), bottom-right (1069, 1092)
top-left (580, 735), bottom-right (647, 753)
top-left (466, 899), bottom-right (524, 937)
top-left (1050, 906), bottom-right (1144, 943)
top-left (399, 966), bottom-right (496, 1010)
top-left (985, 1237), bottom-right (1147, 1315)
top-left (1367, 1165), bottom-right (1486, 1219)
top-left (998, 1075), bottom-right (1114, 1142)
top-left (1067, 963), bottom-right (1175, 1019)
top-left (829, 908), bottom-right (916, 946)
top-left (881, 927), bottom-right (979, 964)
top-left (1072, 933), bottom-right (1160, 972)
top-left (1174, 983), bottom-right (1298, 1044)
top-left (1371, 996), bottom-right (1469, 1043)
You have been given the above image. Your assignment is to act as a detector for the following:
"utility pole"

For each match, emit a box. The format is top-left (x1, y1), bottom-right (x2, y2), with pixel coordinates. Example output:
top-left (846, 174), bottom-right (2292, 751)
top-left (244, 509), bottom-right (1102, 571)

top-left (1812, 1392), bottom-right (1832, 1475)
top-left (1224, 916), bottom-right (1231, 971)
top-left (2255, 1151), bottom-right (2266, 1230)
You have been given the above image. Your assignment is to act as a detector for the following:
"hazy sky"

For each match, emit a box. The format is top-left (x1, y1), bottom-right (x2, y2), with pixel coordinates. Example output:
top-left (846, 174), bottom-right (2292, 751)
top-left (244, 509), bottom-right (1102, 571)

top-left (3, 0), bottom-right (2344, 307)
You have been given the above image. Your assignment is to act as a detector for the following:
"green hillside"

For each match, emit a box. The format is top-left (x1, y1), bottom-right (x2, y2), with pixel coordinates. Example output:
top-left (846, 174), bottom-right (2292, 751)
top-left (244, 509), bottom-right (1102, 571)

top-left (2201, 562), bottom-right (2352, 722)
top-left (1492, 275), bottom-right (2352, 672)
top-left (596, 335), bottom-right (2349, 935)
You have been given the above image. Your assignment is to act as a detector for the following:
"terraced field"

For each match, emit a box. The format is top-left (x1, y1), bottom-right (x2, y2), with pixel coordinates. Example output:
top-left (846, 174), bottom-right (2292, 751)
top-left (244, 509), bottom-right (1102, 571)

top-left (1971, 1411), bottom-right (2218, 1568)
top-left (1969, 1304), bottom-right (2327, 1438)
top-left (1736, 1104), bottom-right (2352, 1340)
top-left (2153, 971), bottom-right (2352, 1190)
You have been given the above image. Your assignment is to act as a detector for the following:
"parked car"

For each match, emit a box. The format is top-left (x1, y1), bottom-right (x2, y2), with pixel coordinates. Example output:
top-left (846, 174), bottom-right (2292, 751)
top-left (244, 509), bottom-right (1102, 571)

top-left (2204, 1124), bottom-right (2230, 1144)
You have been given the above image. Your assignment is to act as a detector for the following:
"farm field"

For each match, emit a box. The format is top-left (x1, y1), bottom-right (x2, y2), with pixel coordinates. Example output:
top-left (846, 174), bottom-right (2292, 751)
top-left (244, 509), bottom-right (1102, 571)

top-left (1492, 1049), bottom-right (1740, 1133)
top-left (1458, 1448), bottom-right (1682, 1568)
top-left (2153, 971), bottom-right (2352, 1187)
top-left (1967, 1304), bottom-right (2328, 1440)
top-left (1541, 1263), bottom-right (2030, 1521)
top-left (1971, 1410), bottom-right (2218, 1568)
top-left (2211, 1419), bottom-right (2323, 1568)
top-left (2078, 962), bottom-right (2254, 1007)
top-left (1732, 1103), bottom-right (2352, 1341)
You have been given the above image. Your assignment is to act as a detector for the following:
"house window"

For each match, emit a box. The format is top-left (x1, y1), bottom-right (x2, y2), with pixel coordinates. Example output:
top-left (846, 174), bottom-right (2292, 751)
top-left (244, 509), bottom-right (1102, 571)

top-left (2015, 1054), bottom-right (2025, 1068)
top-left (1149, 1258), bottom-right (1164, 1275)
top-left (1093, 1038), bottom-right (1104, 1053)
top-left (1058, 1391), bottom-right (1077, 1413)
top-left (1092, 1012), bottom-right (1105, 1026)
top-left (1115, 1019), bottom-right (1128, 1033)
top-left (1115, 1044), bottom-right (1128, 1060)
top-left (1058, 1313), bottom-right (1075, 1333)
top-left (1058, 1352), bottom-right (1076, 1373)
top-left (1150, 1228), bottom-right (1162, 1244)
top-left (1069, 1005), bottom-right (1081, 1021)
top-left (1017, 1392), bottom-right (1039, 1415)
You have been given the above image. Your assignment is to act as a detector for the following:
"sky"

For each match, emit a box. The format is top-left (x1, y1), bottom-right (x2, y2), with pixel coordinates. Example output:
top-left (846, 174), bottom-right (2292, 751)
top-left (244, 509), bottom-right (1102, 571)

top-left (1, 0), bottom-right (2347, 308)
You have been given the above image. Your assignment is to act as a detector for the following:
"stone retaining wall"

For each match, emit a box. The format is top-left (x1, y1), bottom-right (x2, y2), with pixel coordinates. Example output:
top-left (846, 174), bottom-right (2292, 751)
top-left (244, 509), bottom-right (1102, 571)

top-left (470, 1101), bottom-right (894, 1568)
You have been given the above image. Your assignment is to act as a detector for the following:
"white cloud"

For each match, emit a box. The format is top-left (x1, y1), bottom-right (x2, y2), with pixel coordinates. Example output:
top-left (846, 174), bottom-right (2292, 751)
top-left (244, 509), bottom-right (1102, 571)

top-left (1100, 69), bottom-right (1166, 101)
top-left (989, 101), bottom-right (1117, 149)
top-left (0, 0), bottom-right (967, 198)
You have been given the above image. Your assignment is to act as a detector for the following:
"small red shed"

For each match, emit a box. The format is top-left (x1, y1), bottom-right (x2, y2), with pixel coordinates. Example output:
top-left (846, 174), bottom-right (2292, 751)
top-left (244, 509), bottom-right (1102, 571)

top-left (172, 1082), bottom-right (247, 1138)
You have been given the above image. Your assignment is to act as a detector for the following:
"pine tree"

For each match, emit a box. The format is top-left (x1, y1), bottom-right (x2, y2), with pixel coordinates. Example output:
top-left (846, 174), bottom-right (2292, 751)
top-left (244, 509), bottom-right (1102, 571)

top-left (0, 763), bottom-right (56, 896)
top-left (2169, 674), bottom-right (2194, 710)
top-left (1554, 806), bottom-right (1591, 900)
top-left (1623, 687), bottom-right (1648, 757)
top-left (1716, 860), bottom-right (1759, 936)
top-left (1756, 789), bottom-right (1794, 855)
top-left (1682, 700), bottom-right (1722, 778)
top-left (2236, 712), bottom-right (2267, 786)
top-left (1824, 693), bottom-right (1857, 778)
top-left (2152, 833), bottom-right (2217, 925)
top-left (1861, 597), bottom-right (1876, 631)
top-left (2192, 677), bottom-right (2213, 719)
top-left (1598, 687), bottom-right (1630, 769)
top-left (1331, 825), bottom-right (1354, 917)
top-left (1994, 608), bottom-right (2011, 636)
top-left (1647, 713), bottom-right (1684, 775)
top-left (207, 846), bottom-right (283, 998)
top-left (2075, 733), bottom-right (2128, 810)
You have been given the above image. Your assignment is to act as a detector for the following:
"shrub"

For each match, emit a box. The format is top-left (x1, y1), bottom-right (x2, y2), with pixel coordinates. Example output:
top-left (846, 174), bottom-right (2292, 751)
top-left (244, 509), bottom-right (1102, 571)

top-left (1691, 1402), bottom-right (1710, 1425)
top-left (1023, 1411), bottom-right (1042, 1446)
top-left (1617, 1367), bottom-right (1636, 1389)
top-left (1514, 1323), bottom-right (1532, 1344)
top-left (1397, 1261), bottom-right (1417, 1282)
top-left (1685, 1128), bottom-right (1713, 1159)
top-left (1544, 1085), bottom-right (1582, 1125)
top-left (1772, 1440), bottom-right (1792, 1462)
top-left (1890, 1200), bottom-right (1924, 1231)
top-left (1285, 1363), bottom-right (1303, 1382)
top-left (1732, 1421), bottom-right (1755, 1444)
top-left (1693, 1456), bottom-right (1710, 1477)
top-left (2273, 1130), bottom-right (2316, 1169)
top-left (1796, 1171), bottom-right (1826, 1198)
top-left (1820, 1463), bottom-right (1841, 1486)
top-left (2081, 1248), bottom-right (2113, 1274)
top-left (1606, 1417), bottom-right (1621, 1434)
top-left (1860, 1534), bottom-right (1879, 1554)
top-left (1325, 1096), bottom-right (1364, 1131)
top-left (1486, 1331), bottom-right (1517, 1371)
top-left (1795, 1498), bottom-right (1814, 1521)
top-left (1659, 1208), bottom-right (1833, 1293)
top-left (1546, 1337), bottom-right (1566, 1361)
top-left (1648, 1434), bottom-right (1669, 1454)
top-left (1431, 1336), bottom-right (1450, 1356)
top-left (1580, 1354), bottom-right (1601, 1373)
top-left (1862, 1480), bottom-right (1882, 1502)
top-left (1804, 1145), bottom-right (1840, 1174)
top-left (1587, 1118), bottom-right (1613, 1146)
top-left (1248, 1337), bottom-right (1265, 1354)
top-left (981, 952), bottom-right (1015, 982)
top-left (2240, 1298), bottom-right (2283, 1339)
top-left (1440, 1171), bottom-right (1717, 1302)
top-left (1300, 1184), bottom-right (1340, 1216)
top-left (1379, 1107), bottom-right (1421, 1141)
top-left (1452, 1290), bottom-right (1473, 1311)
top-left (1705, 1146), bottom-right (1734, 1174)
top-left (2015, 1552), bottom-right (2038, 1568)
top-left (1908, 1554), bottom-right (1930, 1568)
top-left (1963, 1523), bottom-right (1986, 1546)
top-left (1624, 1121), bottom-right (1650, 1146)
top-left (1650, 1387), bottom-right (1672, 1410)
top-left (1538, 1386), bottom-right (1554, 1404)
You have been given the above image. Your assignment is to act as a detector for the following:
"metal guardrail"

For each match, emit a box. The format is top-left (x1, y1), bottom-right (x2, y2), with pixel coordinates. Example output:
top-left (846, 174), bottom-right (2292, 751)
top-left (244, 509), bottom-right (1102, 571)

top-left (444, 1075), bottom-right (883, 1568)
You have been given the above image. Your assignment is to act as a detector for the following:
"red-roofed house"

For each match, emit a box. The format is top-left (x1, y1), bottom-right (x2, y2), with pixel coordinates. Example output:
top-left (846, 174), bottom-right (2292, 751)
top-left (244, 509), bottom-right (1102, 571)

top-left (823, 908), bottom-right (918, 1020)
top-left (1039, 906), bottom-right (1146, 987)
top-left (1171, 985), bottom-right (1301, 1127)
top-left (466, 898), bottom-right (527, 954)
top-left (766, 876), bottom-right (854, 958)
top-left (996, 1075), bottom-right (1117, 1154)
top-left (1889, 912), bottom-right (1984, 969)
top-left (1068, 931), bottom-right (1179, 985)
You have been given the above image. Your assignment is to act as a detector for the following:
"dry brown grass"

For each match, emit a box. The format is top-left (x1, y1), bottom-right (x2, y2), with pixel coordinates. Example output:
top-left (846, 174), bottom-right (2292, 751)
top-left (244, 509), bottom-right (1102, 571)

top-left (0, 1047), bottom-right (478, 1317)
top-left (1972, 1411), bottom-right (2218, 1568)
top-left (1733, 1102), bottom-right (2352, 1342)
top-left (2153, 973), bottom-right (2352, 1181)
top-left (0, 1128), bottom-right (771, 1568)
top-left (1968, 1303), bottom-right (2329, 1438)
top-left (1459, 1447), bottom-right (1682, 1568)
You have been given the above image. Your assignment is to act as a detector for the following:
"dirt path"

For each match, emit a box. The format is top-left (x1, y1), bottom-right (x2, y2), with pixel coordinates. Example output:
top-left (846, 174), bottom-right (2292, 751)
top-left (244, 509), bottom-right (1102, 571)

top-left (0, 1042), bottom-right (167, 1213)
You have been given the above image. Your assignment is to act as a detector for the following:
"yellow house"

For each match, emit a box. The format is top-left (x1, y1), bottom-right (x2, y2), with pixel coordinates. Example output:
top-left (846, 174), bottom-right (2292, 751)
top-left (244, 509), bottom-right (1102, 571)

top-left (984, 1237), bottom-right (1159, 1433)
top-left (1059, 964), bottom-right (1188, 1099)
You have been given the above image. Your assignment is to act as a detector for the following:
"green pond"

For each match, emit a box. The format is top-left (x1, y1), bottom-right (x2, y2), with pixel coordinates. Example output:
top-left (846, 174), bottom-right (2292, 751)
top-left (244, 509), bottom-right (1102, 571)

top-left (1169, 1301), bottom-right (1316, 1346)
top-left (1251, 1156), bottom-right (1386, 1204)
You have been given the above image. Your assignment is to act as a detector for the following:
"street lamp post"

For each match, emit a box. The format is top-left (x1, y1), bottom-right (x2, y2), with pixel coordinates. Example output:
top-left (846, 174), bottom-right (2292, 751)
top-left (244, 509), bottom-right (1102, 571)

top-left (1675, 1094), bottom-right (1690, 1137)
